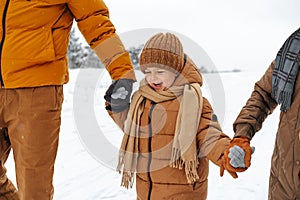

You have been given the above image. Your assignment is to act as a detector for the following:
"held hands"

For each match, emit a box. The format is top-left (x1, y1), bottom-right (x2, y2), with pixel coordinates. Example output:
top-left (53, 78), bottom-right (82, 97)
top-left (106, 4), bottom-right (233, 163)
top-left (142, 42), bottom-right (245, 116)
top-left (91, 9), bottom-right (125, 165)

top-left (104, 78), bottom-right (134, 112)
top-left (229, 145), bottom-right (255, 168)
top-left (220, 137), bottom-right (254, 178)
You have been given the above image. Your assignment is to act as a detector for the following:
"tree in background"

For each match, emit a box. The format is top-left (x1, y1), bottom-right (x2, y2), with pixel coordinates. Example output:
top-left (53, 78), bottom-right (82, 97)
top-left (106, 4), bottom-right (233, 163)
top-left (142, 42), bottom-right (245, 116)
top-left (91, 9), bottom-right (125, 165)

top-left (127, 44), bottom-right (143, 70)
top-left (67, 28), bottom-right (87, 69)
top-left (67, 27), bottom-right (144, 70)
top-left (81, 46), bottom-right (104, 68)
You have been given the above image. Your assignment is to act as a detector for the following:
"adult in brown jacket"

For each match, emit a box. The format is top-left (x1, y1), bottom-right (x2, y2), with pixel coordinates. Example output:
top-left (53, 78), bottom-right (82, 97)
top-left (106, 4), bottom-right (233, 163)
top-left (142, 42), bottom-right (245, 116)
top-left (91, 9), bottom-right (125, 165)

top-left (105, 33), bottom-right (232, 200)
top-left (221, 28), bottom-right (300, 199)
top-left (0, 0), bottom-right (135, 199)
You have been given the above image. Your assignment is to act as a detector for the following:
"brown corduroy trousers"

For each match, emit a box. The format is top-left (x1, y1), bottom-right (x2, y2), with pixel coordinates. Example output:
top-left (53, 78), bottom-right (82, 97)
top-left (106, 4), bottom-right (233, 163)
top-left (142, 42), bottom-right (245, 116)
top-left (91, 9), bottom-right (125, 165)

top-left (0, 85), bottom-right (63, 200)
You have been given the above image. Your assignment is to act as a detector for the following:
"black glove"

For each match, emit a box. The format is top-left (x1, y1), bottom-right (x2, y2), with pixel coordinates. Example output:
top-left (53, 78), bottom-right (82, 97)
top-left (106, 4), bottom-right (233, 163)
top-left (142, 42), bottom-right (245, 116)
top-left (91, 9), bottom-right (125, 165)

top-left (104, 78), bottom-right (134, 112)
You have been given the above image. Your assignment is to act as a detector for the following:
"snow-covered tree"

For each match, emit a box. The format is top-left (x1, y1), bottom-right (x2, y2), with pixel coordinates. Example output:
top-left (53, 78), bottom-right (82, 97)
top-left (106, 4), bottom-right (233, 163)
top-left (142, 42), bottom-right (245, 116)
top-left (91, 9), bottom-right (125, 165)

top-left (82, 46), bottom-right (104, 68)
top-left (127, 44), bottom-right (143, 70)
top-left (67, 28), bottom-right (86, 69)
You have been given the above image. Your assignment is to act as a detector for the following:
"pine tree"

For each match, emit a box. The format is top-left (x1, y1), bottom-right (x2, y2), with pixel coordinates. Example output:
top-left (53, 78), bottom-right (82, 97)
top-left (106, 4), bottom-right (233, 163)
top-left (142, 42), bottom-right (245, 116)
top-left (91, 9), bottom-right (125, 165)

top-left (82, 46), bottom-right (104, 68)
top-left (127, 44), bottom-right (143, 70)
top-left (67, 28), bottom-right (86, 69)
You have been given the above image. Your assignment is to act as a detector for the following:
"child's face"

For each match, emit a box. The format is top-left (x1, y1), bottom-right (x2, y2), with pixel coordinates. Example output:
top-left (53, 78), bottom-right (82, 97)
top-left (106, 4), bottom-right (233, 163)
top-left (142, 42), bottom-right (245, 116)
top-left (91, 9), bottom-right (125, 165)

top-left (144, 67), bottom-right (178, 91)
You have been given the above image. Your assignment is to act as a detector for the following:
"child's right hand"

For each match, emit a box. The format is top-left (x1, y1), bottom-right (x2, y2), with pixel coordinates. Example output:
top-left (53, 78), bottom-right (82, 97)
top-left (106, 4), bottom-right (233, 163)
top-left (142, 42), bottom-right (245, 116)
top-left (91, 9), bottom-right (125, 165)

top-left (104, 78), bottom-right (134, 112)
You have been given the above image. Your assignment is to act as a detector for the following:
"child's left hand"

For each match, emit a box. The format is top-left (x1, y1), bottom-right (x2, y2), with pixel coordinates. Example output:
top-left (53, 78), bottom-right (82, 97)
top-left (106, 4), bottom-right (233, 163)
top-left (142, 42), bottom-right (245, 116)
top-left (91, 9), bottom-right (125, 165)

top-left (220, 155), bottom-right (238, 178)
top-left (228, 145), bottom-right (255, 168)
top-left (220, 137), bottom-right (254, 178)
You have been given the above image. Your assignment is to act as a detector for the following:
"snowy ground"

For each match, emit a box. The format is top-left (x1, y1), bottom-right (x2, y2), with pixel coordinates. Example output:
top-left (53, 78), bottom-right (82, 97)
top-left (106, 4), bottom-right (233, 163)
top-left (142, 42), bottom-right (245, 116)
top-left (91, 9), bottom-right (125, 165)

top-left (6, 68), bottom-right (279, 200)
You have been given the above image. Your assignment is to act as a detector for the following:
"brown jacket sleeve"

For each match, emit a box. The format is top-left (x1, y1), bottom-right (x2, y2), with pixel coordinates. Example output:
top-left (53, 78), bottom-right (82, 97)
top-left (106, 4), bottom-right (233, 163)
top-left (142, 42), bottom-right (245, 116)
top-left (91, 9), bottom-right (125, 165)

top-left (105, 103), bottom-right (129, 131)
top-left (197, 97), bottom-right (231, 166)
top-left (233, 61), bottom-right (278, 139)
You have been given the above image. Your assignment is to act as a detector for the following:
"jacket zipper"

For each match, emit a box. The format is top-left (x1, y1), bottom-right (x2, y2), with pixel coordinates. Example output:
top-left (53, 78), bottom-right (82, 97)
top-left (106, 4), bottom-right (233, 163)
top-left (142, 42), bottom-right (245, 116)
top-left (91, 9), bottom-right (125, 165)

top-left (0, 0), bottom-right (10, 88)
top-left (147, 102), bottom-right (156, 200)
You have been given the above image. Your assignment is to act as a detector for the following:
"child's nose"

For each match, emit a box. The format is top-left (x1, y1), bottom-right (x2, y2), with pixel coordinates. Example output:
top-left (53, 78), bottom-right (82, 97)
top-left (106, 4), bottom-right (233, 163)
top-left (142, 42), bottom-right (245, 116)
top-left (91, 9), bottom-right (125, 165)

top-left (149, 74), bottom-right (158, 82)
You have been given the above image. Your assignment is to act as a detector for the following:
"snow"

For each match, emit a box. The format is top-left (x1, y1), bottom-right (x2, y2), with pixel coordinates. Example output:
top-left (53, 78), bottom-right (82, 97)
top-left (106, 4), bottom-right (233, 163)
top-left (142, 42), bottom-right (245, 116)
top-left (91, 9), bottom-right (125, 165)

top-left (6, 68), bottom-right (279, 199)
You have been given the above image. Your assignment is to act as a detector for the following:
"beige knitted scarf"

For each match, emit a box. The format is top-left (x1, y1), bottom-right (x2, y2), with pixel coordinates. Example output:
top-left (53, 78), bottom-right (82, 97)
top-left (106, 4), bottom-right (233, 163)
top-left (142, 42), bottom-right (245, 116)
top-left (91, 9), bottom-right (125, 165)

top-left (116, 80), bottom-right (203, 188)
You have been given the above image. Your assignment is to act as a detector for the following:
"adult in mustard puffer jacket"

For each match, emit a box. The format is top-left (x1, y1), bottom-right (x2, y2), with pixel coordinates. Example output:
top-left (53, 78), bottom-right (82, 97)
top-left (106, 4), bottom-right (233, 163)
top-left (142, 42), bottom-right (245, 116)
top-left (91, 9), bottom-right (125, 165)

top-left (105, 33), bottom-right (232, 200)
top-left (0, 1), bottom-right (135, 200)
top-left (222, 28), bottom-right (300, 199)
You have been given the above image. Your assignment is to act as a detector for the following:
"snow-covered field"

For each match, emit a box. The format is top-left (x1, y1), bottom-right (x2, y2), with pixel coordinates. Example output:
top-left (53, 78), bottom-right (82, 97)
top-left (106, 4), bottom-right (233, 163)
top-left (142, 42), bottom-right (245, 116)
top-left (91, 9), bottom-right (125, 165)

top-left (6, 68), bottom-right (279, 199)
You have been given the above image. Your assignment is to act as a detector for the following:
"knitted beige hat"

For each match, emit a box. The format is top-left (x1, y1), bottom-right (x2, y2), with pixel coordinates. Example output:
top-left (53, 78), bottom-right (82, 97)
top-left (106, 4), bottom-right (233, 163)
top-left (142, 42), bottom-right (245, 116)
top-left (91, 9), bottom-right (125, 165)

top-left (139, 32), bottom-right (185, 73)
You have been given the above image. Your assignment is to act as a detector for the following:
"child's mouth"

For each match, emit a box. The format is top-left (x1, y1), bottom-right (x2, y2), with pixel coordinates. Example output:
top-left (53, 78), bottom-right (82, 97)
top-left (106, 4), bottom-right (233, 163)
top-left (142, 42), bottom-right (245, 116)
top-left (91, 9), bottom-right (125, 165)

top-left (152, 83), bottom-right (163, 90)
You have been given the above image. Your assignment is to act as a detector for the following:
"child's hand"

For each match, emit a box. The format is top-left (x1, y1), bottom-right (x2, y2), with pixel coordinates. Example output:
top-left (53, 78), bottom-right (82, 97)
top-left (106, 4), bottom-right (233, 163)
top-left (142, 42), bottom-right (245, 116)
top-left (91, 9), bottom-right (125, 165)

top-left (104, 79), bottom-right (134, 112)
top-left (220, 137), bottom-right (254, 178)
top-left (228, 145), bottom-right (255, 168)
top-left (220, 155), bottom-right (238, 178)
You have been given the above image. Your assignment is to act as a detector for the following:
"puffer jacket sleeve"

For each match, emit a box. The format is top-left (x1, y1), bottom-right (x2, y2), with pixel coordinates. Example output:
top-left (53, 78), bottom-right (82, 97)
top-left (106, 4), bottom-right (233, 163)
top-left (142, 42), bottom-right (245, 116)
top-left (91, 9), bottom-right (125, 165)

top-left (67, 0), bottom-right (136, 80)
top-left (197, 97), bottom-right (231, 166)
top-left (105, 102), bottom-right (129, 131)
top-left (233, 61), bottom-right (278, 139)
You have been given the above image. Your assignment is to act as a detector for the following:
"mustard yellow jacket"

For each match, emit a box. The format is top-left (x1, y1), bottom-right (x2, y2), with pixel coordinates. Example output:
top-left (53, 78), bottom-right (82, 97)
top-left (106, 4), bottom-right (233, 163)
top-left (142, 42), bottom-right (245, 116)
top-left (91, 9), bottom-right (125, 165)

top-left (0, 0), bottom-right (134, 88)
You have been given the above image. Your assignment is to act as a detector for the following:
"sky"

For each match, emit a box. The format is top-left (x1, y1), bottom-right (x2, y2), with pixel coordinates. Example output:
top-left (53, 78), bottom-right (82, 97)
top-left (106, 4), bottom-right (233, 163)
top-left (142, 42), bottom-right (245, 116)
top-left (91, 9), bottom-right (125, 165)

top-left (101, 0), bottom-right (300, 72)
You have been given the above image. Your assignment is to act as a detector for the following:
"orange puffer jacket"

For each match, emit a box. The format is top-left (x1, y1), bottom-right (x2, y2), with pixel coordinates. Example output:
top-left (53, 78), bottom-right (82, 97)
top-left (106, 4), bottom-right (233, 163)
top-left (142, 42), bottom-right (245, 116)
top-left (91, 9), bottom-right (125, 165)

top-left (0, 0), bottom-right (134, 88)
